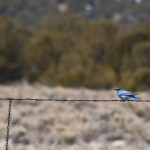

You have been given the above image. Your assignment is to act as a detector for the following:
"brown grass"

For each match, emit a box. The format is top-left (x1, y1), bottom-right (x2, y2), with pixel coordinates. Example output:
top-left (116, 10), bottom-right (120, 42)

top-left (0, 83), bottom-right (150, 150)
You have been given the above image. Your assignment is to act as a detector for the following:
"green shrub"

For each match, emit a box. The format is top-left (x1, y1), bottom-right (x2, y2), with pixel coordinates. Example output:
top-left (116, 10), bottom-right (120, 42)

top-left (133, 42), bottom-right (150, 68)
top-left (0, 16), bottom-right (28, 82)
top-left (121, 68), bottom-right (150, 91)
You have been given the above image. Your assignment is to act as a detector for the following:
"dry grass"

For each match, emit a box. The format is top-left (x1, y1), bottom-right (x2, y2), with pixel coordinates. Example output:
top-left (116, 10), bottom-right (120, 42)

top-left (0, 83), bottom-right (150, 150)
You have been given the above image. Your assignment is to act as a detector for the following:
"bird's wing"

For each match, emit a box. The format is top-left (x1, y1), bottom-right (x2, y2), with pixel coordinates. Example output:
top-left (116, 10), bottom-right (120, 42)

top-left (117, 90), bottom-right (140, 101)
top-left (129, 95), bottom-right (141, 101)
top-left (119, 93), bottom-right (140, 101)
top-left (118, 91), bottom-right (134, 96)
top-left (121, 90), bottom-right (138, 95)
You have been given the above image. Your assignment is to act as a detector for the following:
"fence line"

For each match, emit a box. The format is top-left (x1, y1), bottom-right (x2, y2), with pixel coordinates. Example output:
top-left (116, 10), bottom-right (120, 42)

top-left (2, 98), bottom-right (150, 150)
top-left (0, 98), bottom-right (150, 102)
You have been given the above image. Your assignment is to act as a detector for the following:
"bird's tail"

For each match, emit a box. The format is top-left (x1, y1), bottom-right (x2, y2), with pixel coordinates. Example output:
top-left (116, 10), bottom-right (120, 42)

top-left (130, 95), bottom-right (141, 101)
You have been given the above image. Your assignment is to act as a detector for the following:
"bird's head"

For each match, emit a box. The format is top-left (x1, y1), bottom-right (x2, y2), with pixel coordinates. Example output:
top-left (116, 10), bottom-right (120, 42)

top-left (114, 88), bottom-right (124, 92)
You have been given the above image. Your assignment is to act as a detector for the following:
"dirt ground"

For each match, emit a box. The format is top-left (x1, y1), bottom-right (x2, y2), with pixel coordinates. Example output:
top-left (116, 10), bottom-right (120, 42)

top-left (0, 83), bottom-right (150, 150)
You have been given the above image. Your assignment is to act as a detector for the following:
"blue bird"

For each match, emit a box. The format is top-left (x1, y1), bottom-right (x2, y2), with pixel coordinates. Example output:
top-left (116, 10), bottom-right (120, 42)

top-left (114, 88), bottom-right (140, 102)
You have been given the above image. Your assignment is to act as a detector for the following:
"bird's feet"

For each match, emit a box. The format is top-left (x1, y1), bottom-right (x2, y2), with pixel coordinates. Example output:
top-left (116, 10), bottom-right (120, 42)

top-left (121, 99), bottom-right (125, 102)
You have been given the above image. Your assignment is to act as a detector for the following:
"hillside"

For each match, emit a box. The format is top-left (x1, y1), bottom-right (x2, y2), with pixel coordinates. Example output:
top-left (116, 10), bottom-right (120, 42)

top-left (0, 0), bottom-right (150, 29)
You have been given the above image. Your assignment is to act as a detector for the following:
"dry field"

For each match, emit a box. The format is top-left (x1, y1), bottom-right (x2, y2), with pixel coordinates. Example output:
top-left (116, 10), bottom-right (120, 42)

top-left (0, 83), bottom-right (150, 150)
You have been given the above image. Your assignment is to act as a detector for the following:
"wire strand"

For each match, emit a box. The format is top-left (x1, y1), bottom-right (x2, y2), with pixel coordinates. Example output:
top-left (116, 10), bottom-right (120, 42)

top-left (0, 98), bottom-right (149, 102)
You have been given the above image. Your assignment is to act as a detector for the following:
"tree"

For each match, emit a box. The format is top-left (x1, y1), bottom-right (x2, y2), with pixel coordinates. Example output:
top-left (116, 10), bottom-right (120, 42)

top-left (133, 41), bottom-right (150, 68)
top-left (0, 16), bottom-right (28, 82)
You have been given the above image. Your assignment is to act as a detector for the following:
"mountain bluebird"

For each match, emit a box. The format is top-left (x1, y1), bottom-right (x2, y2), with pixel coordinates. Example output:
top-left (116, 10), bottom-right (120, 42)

top-left (114, 88), bottom-right (140, 102)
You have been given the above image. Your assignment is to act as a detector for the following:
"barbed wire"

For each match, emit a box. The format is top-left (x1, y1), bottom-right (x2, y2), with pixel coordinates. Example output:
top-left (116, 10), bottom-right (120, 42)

top-left (0, 98), bottom-right (150, 102)
top-left (2, 98), bottom-right (150, 150)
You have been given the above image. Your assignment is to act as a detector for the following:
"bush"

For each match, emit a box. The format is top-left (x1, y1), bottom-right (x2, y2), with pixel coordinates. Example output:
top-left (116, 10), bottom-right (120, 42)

top-left (121, 68), bottom-right (150, 91)
top-left (133, 42), bottom-right (150, 68)
top-left (24, 16), bottom-right (119, 88)
top-left (0, 16), bottom-right (28, 82)
top-left (1, 14), bottom-right (150, 90)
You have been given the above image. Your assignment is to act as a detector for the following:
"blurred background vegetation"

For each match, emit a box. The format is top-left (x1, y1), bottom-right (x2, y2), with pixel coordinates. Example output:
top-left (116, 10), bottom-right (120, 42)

top-left (0, 0), bottom-right (150, 90)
